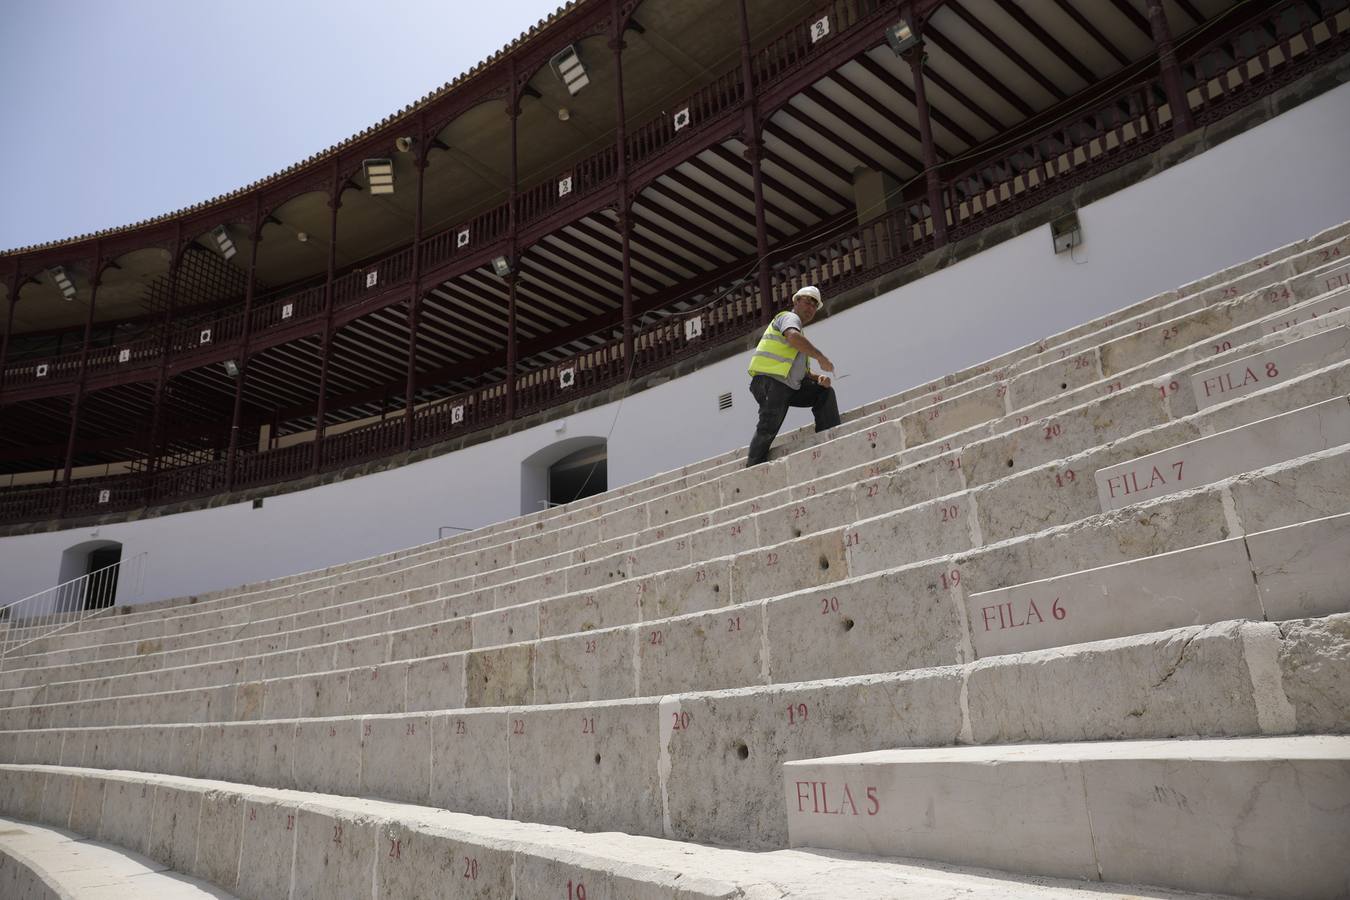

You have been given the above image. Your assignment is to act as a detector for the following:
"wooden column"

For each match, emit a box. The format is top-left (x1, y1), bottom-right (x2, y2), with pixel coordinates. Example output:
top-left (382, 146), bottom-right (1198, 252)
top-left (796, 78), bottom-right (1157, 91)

top-left (226, 197), bottom-right (262, 490)
top-left (905, 34), bottom-right (948, 246)
top-left (737, 0), bottom-right (775, 323)
top-left (312, 162), bottom-right (342, 474)
top-left (611, 1), bottom-right (635, 365)
top-left (145, 227), bottom-right (183, 495)
top-left (403, 114), bottom-right (429, 451)
top-left (59, 245), bottom-right (103, 516)
top-left (0, 262), bottom-right (20, 393)
top-left (506, 72), bottom-right (520, 421)
top-left (1145, 0), bottom-right (1194, 137)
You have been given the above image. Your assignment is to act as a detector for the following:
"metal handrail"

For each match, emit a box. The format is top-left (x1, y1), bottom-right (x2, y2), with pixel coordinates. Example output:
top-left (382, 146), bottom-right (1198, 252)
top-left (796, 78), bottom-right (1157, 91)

top-left (0, 552), bottom-right (149, 667)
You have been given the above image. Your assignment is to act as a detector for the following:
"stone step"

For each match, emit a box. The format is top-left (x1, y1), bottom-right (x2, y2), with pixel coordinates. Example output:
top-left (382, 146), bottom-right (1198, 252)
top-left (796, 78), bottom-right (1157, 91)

top-left (4, 367), bottom-right (1347, 720)
top-left (0, 767), bottom-right (1243, 900)
top-left (783, 736), bottom-right (1350, 899)
top-left (967, 510), bottom-right (1350, 658)
top-left (4, 610), bottom-right (1343, 851)
top-left (8, 395), bottom-right (1347, 730)
top-left (36, 229), bottom-right (1346, 634)
top-left (0, 815), bottom-right (236, 898)
top-left (1094, 394), bottom-right (1350, 512)
top-left (15, 295), bottom-right (1347, 680)
top-left (1190, 325), bottom-right (1350, 410)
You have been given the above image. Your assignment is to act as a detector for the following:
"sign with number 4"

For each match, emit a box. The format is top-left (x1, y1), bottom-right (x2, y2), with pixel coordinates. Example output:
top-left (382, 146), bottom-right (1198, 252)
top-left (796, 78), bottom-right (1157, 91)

top-left (559, 367), bottom-right (576, 389)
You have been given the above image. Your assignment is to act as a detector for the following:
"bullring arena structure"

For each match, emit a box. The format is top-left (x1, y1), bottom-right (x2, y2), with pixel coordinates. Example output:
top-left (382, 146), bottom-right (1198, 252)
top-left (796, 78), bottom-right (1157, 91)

top-left (1, 0), bottom-right (1348, 896)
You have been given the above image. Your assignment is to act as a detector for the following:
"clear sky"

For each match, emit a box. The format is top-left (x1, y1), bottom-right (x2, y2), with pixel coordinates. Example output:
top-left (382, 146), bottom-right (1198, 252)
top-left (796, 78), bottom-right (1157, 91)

top-left (0, 0), bottom-right (566, 253)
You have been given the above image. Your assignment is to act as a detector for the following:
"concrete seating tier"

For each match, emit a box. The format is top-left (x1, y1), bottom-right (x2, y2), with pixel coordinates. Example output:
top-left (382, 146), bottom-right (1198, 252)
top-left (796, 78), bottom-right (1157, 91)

top-left (784, 736), bottom-right (1350, 900)
top-left (0, 767), bottom-right (1229, 900)
top-left (0, 222), bottom-right (1347, 898)
top-left (2, 282), bottom-right (1350, 712)
top-left (7, 221), bottom-right (1345, 655)
top-left (0, 612), bottom-right (1344, 852)
top-left (2, 299), bottom-right (1350, 734)
top-left (2, 360), bottom-right (1348, 730)
top-left (0, 815), bottom-right (235, 899)
top-left (5, 264), bottom-right (1347, 688)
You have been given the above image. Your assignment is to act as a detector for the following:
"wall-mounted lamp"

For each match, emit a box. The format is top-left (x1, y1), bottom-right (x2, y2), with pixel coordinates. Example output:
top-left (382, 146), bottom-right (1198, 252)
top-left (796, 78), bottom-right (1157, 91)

top-left (886, 19), bottom-right (920, 55)
top-left (1051, 212), bottom-right (1083, 254)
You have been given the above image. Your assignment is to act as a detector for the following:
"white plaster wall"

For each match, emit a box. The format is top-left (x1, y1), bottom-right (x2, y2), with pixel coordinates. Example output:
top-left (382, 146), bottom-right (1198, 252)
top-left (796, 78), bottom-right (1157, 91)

top-left (2, 81), bottom-right (1348, 608)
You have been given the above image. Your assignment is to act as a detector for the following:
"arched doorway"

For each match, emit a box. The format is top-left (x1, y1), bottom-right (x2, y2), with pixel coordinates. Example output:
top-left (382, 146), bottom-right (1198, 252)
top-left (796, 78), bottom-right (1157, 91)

top-left (58, 540), bottom-right (123, 610)
top-left (520, 436), bottom-right (607, 514)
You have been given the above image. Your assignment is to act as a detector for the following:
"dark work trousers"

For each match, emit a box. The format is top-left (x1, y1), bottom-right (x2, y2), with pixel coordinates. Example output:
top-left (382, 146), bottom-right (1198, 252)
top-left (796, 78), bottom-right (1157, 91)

top-left (746, 373), bottom-right (841, 466)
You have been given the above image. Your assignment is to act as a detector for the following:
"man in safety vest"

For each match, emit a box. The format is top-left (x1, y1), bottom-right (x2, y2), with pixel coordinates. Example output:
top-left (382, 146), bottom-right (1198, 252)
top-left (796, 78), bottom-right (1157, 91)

top-left (745, 285), bottom-right (839, 466)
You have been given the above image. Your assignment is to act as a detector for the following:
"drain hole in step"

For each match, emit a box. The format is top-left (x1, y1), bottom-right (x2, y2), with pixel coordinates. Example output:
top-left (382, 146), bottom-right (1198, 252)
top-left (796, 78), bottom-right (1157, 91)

top-left (819, 556), bottom-right (830, 571)
top-left (1006, 459), bottom-right (1015, 467)
top-left (736, 742), bottom-right (750, 760)
top-left (870, 442), bottom-right (876, 449)
top-left (594, 753), bottom-right (602, 765)
top-left (1060, 382), bottom-right (1068, 390)
top-left (843, 617), bottom-right (855, 632)
top-left (793, 528), bottom-right (802, 538)
top-left (713, 584), bottom-right (721, 594)
top-left (507, 627), bottom-right (514, 637)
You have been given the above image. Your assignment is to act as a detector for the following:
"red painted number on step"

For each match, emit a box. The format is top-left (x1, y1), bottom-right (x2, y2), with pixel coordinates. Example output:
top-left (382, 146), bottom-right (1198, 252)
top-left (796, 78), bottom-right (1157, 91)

top-left (766, 552), bottom-right (780, 566)
top-left (582, 717), bottom-right (595, 734)
top-left (363, 723), bottom-right (373, 737)
top-left (1055, 470), bottom-right (1076, 488)
top-left (512, 719), bottom-right (525, 735)
top-left (389, 838), bottom-right (401, 860)
top-left (463, 857), bottom-right (478, 880)
top-left (649, 630), bottom-right (664, 646)
top-left (940, 505), bottom-right (959, 522)
top-left (332, 824), bottom-right (343, 845)
top-left (821, 597), bottom-right (839, 614)
top-left (585, 640), bottom-right (596, 654)
top-left (455, 720), bottom-right (467, 735)
top-left (568, 879), bottom-right (588, 900)
top-left (940, 569), bottom-right (961, 590)
top-left (844, 531), bottom-right (860, 547)
top-left (671, 711), bottom-right (691, 731)
top-left (787, 703), bottom-right (809, 725)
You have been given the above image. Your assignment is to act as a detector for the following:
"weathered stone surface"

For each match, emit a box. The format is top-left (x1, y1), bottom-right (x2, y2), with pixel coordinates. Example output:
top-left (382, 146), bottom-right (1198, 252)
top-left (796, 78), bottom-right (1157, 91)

top-left (1276, 613), bottom-right (1350, 733)
top-left (1094, 396), bottom-right (1350, 511)
top-left (360, 713), bottom-right (432, 805)
top-left (765, 567), bottom-right (966, 684)
top-left (663, 671), bottom-right (963, 848)
top-left (404, 654), bottom-right (465, 712)
top-left (966, 621), bottom-right (1260, 743)
top-left (291, 719), bottom-right (360, 794)
top-left (510, 699), bottom-right (663, 836)
top-left (464, 644), bottom-right (533, 707)
top-left (429, 710), bottom-right (509, 818)
top-left (372, 817), bottom-right (514, 899)
top-left (639, 604), bottom-right (764, 696)
top-left (535, 627), bottom-right (636, 704)
top-left (731, 531), bottom-right (846, 604)
top-left (145, 783), bottom-right (201, 873)
top-left (1249, 513), bottom-right (1350, 620)
top-left (967, 537), bottom-right (1262, 658)
top-left (1190, 325), bottom-right (1350, 410)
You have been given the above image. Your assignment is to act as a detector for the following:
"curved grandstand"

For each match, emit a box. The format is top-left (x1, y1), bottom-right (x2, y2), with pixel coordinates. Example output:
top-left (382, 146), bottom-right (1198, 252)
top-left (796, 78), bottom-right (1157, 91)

top-left (1, 0), bottom-right (1349, 897)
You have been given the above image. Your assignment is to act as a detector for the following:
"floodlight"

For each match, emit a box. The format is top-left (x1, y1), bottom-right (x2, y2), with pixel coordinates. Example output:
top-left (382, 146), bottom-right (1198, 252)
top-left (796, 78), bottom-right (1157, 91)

top-left (50, 266), bottom-right (76, 301)
top-left (223, 359), bottom-right (241, 377)
top-left (212, 225), bottom-right (237, 260)
top-left (492, 256), bottom-right (514, 278)
top-left (394, 136), bottom-right (415, 153)
top-left (886, 19), bottom-right (920, 55)
top-left (363, 158), bottom-right (395, 195)
top-left (551, 46), bottom-right (589, 96)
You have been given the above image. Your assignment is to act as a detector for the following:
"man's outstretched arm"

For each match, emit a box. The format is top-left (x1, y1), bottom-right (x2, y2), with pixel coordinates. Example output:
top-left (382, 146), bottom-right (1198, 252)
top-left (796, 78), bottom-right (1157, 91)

top-left (783, 330), bottom-right (834, 373)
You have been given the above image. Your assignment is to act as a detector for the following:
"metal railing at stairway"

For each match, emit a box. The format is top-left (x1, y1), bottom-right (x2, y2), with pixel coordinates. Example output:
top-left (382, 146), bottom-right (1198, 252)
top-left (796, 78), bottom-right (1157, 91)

top-left (0, 552), bottom-right (149, 667)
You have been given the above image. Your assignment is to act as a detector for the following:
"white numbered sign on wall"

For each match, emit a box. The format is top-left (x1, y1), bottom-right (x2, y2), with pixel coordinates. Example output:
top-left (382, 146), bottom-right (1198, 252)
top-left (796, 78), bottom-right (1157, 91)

top-left (558, 176), bottom-right (573, 197)
top-left (281, 303), bottom-right (294, 320)
top-left (450, 405), bottom-right (465, 425)
top-left (684, 315), bottom-right (704, 341)
top-left (98, 490), bottom-right (111, 504)
top-left (366, 271), bottom-right (379, 288)
top-left (118, 348), bottom-right (131, 363)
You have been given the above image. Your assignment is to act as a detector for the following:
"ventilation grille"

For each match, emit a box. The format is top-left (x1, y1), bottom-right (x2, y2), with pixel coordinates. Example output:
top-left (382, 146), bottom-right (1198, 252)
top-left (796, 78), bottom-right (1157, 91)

top-left (718, 392), bottom-right (733, 411)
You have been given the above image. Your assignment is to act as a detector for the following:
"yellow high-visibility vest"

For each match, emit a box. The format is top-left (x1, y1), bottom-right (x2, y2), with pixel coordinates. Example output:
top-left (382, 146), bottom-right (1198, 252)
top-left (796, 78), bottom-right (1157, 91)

top-left (747, 313), bottom-right (800, 378)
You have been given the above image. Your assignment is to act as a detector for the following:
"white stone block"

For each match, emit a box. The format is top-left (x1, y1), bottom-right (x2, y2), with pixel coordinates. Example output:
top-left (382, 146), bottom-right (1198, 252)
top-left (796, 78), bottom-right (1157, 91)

top-left (1262, 286), bottom-right (1349, 334)
top-left (360, 713), bottom-right (432, 805)
top-left (1249, 512), bottom-right (1350, 620)
top-left (1190, 326), bottom-right (1350, 409)
top-left (783, 737), bottom-right (1350, 898)
top-left (1094, 396), bottom-right (1350, 511)
top-left (429, 711), bottom-right (509, 818)
top-left (967, 537), bottom-right (1261, 658)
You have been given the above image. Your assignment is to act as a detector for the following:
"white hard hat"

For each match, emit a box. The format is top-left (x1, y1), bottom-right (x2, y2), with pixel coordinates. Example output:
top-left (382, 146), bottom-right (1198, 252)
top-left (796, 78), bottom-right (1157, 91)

top-left (793, 285), bottom-right (823, 309)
